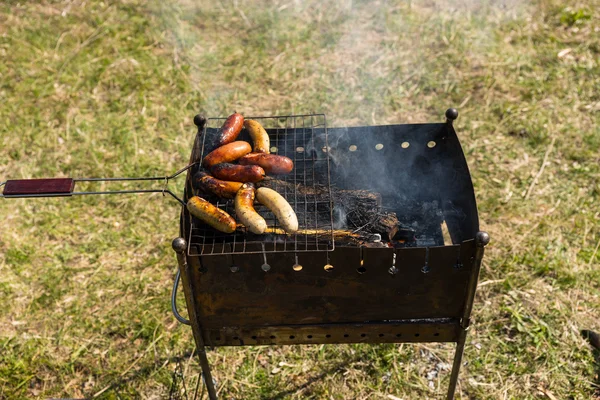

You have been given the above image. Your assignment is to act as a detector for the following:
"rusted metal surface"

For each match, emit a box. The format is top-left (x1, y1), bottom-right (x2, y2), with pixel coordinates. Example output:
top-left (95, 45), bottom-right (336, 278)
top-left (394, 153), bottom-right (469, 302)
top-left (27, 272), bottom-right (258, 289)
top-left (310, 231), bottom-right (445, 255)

top-left (185, 241), bottom-right (474, 329)
top-left (201, 318), bottom-right (460, 346)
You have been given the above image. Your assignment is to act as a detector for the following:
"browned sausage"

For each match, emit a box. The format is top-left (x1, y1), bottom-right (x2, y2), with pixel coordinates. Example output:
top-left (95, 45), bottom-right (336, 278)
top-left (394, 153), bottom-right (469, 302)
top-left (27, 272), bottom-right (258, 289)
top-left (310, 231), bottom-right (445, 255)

top-left (235, 183), bottom-right (266, 234)
top-left (215, 113), bottom-right (244, 147)
top-left (187, 196), bottom-right (237, 233)
top-left (238, 153), bottom-right (294, 174)
top-left (211, 163), bottom-right (265, 183)
top-left (202, 141), bottom-right (252, 168)
top-left (193, 170), bottom-right (243, 199)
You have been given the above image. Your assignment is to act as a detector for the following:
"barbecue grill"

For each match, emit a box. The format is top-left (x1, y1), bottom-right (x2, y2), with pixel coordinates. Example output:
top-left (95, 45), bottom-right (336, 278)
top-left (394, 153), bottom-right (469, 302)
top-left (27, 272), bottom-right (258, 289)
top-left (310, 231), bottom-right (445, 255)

top-left (1, 108), bottom-right (489, 400)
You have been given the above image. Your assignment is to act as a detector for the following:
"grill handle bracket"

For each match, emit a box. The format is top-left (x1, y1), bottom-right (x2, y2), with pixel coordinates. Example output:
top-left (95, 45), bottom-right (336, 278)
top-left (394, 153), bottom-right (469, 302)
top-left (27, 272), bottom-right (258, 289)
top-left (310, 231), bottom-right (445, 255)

top-left (171, 269), bottom-right (191, 326)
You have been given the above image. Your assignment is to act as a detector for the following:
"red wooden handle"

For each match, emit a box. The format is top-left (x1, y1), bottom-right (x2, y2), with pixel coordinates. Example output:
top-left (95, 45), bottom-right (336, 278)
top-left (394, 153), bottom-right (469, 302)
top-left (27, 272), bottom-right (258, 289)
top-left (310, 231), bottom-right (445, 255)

top-left (3, 178), bottom-right (74, 196)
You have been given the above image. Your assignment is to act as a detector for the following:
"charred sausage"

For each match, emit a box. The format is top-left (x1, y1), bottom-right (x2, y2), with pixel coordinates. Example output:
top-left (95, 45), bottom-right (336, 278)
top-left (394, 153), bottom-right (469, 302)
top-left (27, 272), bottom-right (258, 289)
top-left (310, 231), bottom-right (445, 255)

top-left (238, 153), bottom-right (293, 174)
top-left (235, 183), bottom-right (266, 234)
top-left (187, 196), bottom-right (237, 233)
top-left (193, 170), bottom-right (243, 199)
top-left (256, 187), bottom-right (298, 233)
top-left (202, 141), bottom-right (252, 168)
top-left (211, 163), bottom-right (265, 183)
top-left (215, 113), bottom-right (244, 147)
top-left (244, 119), bottom-right (270, 153)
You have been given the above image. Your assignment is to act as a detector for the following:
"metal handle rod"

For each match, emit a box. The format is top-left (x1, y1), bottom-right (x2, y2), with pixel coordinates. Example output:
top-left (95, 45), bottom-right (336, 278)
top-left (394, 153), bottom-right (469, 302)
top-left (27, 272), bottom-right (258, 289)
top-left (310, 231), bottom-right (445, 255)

top-left (74, 162), bottom-right (194, 183)
top-left (171, 269), bottom-right (191, 325)
top-left (1, 164), bottom-right (195, 205)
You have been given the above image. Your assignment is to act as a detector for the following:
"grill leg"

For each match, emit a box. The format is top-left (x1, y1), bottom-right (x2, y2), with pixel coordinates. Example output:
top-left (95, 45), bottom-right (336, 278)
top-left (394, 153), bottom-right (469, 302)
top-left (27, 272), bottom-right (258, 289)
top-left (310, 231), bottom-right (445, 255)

top-left (197, 346), bottom-right (218, 400)
top-left (446, 328), bottom-right (467, 400)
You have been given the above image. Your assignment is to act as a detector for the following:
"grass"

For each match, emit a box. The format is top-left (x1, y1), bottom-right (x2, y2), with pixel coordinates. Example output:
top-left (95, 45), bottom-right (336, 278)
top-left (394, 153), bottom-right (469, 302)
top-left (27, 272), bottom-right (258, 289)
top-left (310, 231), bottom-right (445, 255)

top-left (0, 0), bottom-right (599, 398)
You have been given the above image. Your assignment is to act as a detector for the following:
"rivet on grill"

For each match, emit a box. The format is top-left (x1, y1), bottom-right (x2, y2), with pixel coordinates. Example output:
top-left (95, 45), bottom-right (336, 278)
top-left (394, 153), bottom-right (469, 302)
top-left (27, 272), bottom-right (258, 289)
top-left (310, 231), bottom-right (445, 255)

top-left (401, 142), bottom-right (410, 149)
top-left (375, 143), bottom-right (384, 150)
top-left (349, 145), bottom-right (357, 152)
top-left (421, 248), bottom-right (430, 273)
top-left (324, 264), bottom-right (334, 272)
top-left (261, 244), bottom-right (270, 272)
top-left (427, 141), bottom-right (437, 148)
top-left (270, 146), bottom-right (278, 153)
top-left (296, 146), bottom-right (304, 153)
top-left (230, 265), bottom-right (239, 273)
top-left (292, 254), bottom-right (302, 271)
top-left (388, 253), bottom-right (398, 275)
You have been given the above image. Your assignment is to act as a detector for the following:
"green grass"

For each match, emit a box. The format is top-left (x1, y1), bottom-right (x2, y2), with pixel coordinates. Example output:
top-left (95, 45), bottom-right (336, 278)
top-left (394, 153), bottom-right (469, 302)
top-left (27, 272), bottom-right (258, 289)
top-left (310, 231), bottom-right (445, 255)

top-left (1, 0), bottom-right (599, 398)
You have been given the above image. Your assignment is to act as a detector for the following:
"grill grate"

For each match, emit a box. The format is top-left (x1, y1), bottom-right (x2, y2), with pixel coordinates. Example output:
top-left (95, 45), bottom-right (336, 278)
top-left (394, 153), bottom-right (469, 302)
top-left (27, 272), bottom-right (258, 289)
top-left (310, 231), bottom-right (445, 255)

top-left (187, 114), bottom-right (335, 256)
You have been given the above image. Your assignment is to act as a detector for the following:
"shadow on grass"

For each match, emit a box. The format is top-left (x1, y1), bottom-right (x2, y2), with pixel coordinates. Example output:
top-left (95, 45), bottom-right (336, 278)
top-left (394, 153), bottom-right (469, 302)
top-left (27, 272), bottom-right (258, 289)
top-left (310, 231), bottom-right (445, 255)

top-left (90, 350), bottom-right (198, 400)
top-left (268, 353), bottom-right (365, 400)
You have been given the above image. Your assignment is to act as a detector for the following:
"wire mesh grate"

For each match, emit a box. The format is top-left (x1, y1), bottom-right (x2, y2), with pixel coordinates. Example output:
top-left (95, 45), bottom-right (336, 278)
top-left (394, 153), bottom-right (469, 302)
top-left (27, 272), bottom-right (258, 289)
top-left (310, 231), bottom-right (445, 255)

top-left (187, 114), bottom-right (335, 256)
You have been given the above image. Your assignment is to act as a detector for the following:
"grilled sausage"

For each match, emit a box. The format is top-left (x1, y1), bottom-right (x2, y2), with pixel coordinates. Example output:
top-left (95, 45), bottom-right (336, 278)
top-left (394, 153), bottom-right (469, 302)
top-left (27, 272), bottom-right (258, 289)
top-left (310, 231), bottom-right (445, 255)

top-left (202, 141), bottom-right (252, 168)
top-left (235, 183), bottom-right (266, 234)
top-left (256, 187), bottom-right (298, 233)
top-left (244, 119), bottom-right (270, 153)
top-left (215, 113), bottom-right (244, 147)
top-left (211, 163), bottom-right (265, 183)
top-left (193, 170), bottom-right (243, 199)
top-left (238, 153), bottom-right (294, 174)
top-left (187, 196), bottom-right (237, 233)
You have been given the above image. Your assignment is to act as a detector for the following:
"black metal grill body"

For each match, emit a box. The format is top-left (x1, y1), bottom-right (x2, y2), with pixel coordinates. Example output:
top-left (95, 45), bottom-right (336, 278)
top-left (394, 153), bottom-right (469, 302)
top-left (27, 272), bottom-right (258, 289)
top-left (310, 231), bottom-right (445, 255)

top-left (173, 110), bottom-right (489, 400)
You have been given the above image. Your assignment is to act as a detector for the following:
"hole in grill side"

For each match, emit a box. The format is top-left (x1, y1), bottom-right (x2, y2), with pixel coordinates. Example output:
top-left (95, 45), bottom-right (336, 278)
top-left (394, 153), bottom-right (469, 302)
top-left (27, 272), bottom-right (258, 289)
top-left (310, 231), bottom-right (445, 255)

top-left (357, 267), bottom-right (367, 274)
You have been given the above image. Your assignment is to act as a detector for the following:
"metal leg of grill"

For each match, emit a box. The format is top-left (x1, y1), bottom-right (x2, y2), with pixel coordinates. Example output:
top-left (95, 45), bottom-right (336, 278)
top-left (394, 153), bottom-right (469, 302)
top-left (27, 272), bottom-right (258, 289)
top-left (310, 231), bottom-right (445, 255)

top-left (197, 347), bottom-right (218, 400)
top-left (446, 328), bottom-right (467, 400)
top-left (446, 329), bottom-right (467, 400)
